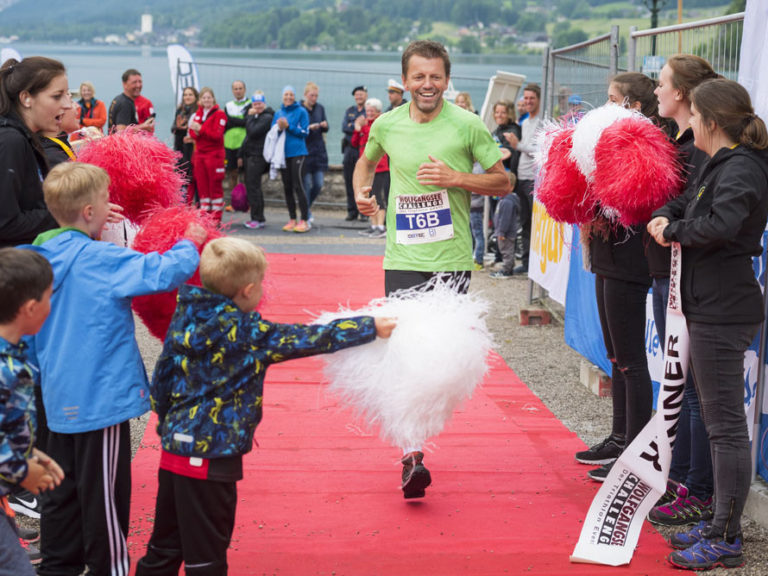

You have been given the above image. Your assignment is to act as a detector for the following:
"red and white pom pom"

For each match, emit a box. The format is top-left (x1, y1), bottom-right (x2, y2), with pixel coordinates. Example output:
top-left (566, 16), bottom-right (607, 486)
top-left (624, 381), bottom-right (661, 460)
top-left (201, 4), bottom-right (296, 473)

top-left (77, 128), bottom-right (184, 225)
top-left (535, 127), bottom-right (594, 224)
top-left (592, 117), bottom-right (683, 226)
top-left (570, 105), bottom-right (637, 179)
top-left (131, 206), bottom-right (223, 340)
top-left (533, 119), bottom-right (564, 171)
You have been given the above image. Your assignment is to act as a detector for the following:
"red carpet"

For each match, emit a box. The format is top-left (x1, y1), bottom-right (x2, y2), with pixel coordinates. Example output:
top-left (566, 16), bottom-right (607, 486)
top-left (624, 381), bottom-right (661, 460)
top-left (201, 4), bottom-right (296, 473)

top-left (129, 253), bottom-right (676, 575)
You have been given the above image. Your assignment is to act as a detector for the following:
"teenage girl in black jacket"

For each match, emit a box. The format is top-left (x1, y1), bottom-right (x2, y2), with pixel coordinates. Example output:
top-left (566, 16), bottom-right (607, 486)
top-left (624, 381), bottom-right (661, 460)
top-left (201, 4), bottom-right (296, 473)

top-left (575, 73), bottom-right (659, 483)
top-left (649, 78), bottom-right (768, 571)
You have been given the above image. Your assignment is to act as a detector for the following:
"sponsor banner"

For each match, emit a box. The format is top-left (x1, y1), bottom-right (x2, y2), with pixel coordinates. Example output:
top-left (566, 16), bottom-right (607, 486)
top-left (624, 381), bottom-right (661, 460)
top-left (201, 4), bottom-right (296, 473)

top-left (563, 225), bottom-right (611, 376)
top-left (529, 200), bottom-right (572, 305)
top-left (572, 243), bottom-right (688, 566)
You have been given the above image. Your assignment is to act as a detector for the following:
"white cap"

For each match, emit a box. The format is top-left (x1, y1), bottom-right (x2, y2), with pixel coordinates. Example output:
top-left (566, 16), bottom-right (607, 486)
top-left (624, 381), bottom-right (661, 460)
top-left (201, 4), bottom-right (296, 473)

top-left (387, 79), bottom-right (405, 93)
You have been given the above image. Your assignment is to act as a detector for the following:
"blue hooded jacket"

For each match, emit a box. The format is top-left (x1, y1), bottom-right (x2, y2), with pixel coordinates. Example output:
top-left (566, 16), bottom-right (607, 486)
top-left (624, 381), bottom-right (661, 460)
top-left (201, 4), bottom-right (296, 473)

top-left (25, 231), bottom-right (199, 433)
top-left (272, 101), bottom-right (309, 159)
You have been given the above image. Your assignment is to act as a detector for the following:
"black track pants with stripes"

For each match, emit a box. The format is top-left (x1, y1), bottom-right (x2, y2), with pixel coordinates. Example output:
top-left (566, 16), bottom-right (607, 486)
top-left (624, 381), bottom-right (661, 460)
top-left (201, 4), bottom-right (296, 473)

top-left (38, 421), bottom-right (131, 576)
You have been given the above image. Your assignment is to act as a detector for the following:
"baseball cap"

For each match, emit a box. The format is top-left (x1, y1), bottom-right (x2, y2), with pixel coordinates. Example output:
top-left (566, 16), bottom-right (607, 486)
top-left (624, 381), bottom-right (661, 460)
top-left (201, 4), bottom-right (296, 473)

top-left (351, 85), bottom-right (368, 95)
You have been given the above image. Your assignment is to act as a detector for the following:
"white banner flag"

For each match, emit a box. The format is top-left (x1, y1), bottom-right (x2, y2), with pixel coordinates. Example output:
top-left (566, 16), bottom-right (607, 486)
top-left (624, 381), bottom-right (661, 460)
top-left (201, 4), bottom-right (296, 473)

top-left (528, 200), bottom-right (572, 305)
top-left (571, 242), bottom-right (688, 565)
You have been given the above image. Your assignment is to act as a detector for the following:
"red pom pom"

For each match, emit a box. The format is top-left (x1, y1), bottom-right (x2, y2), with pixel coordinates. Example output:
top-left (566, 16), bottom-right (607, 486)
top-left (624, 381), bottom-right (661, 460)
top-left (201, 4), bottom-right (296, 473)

top-left (131, 206), bottom-right (223, 340)
top-left (536, 128), bottom-right (594, 224)
top-left (77, 128), bottom-right (184, 225)
top-left (592, 117), bottom-right (683, 226)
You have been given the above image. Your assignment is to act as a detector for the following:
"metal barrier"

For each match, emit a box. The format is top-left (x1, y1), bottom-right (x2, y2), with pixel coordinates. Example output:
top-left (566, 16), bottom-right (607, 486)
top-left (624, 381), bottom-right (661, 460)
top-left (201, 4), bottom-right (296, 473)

top-left (627, 12), bottom-right (745, 78)
top-left (543, 26), bottom-right (619, 119)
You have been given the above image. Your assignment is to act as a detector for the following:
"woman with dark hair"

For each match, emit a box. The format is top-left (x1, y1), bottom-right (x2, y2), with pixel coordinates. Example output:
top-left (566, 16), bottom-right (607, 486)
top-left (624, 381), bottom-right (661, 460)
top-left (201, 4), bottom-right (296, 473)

top-left (649, 79), bottom-right (768, 571)
top-left (172, 86), bottom-right (199, 204)
top-left (0, 56), bottom-right (66, 248)
top-left (574, 73), bottom-right (658, 483)
top-left (645, 54), bottom-right (719, 529)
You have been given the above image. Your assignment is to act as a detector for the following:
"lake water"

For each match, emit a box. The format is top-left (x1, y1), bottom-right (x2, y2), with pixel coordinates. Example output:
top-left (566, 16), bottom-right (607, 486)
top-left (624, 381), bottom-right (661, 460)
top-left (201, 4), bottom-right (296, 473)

top-left (11, 43), bottom-right (544, 164)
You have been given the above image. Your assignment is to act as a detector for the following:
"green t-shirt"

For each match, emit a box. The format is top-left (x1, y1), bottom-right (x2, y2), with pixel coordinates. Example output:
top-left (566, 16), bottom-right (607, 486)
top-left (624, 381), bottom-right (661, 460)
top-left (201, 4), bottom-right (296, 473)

top-left (365, 100), bottom-right (501, 272)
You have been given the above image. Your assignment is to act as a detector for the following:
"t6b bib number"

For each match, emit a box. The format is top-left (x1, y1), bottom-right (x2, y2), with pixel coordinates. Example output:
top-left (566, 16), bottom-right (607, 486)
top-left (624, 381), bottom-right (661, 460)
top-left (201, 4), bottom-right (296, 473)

top-left (395, 189), bottom-right (454, 245)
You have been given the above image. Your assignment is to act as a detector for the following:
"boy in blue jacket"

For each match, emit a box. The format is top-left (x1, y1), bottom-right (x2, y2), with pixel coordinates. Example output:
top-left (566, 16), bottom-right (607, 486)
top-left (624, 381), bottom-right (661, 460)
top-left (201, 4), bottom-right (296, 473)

top-left (28, 162), bottom-right (207, 576)
top-left (0, 248), bottom-right (63, 576)
top-left (136, 237), bottom-right (396, 575)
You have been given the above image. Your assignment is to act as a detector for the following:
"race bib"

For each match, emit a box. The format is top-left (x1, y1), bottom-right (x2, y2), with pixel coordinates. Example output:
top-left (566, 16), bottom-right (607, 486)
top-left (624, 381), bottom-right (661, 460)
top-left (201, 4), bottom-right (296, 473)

top-left (395, 189), bottom-right (454, 245)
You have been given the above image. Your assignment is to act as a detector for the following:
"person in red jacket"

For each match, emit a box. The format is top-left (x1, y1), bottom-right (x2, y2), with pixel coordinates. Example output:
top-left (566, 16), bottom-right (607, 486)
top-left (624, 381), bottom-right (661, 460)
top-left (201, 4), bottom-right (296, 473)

top-left (188, 87), bottom-right (227, 223)
top-left (351, 98), bottom-right (389, 238)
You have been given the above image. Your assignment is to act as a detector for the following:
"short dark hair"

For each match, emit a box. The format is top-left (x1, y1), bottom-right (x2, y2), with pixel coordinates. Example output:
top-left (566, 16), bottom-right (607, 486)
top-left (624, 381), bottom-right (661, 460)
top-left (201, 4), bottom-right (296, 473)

top-left (122, 69), bottom-right (141, 83)
top-left (523, 84), bottom-right (541, 99)
top-left (402, 40), bottom-right (451, 79)
top-left (0, 248), bottom-right (53, 324)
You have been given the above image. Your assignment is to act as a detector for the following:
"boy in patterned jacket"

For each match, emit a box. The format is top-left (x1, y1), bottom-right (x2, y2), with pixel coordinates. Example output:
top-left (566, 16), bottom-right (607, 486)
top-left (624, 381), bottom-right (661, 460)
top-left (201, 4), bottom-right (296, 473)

top-left (0, 249), bottom-right (63, 576)
top-left (136, 237), bottom-right (396, 575)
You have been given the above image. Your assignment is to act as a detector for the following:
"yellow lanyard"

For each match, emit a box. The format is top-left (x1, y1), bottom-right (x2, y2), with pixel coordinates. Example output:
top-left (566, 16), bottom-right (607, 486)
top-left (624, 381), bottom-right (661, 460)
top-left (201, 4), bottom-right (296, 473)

top-left (47, 136), bottom-right (77, 161)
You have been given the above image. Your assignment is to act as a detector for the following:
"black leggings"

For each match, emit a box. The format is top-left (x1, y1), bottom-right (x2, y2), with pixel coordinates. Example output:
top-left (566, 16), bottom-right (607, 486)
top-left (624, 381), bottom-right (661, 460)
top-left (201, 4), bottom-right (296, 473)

top-left (280, 155), bottom-right (308, 221)
top-left (594, 275), bottom-right (653, 445)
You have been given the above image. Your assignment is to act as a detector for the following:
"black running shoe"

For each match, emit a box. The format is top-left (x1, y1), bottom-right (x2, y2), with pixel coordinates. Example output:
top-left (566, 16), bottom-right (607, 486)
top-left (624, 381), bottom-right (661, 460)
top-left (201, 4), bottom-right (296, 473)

top-left (8, 490), bottom-right (41, 519)
top-left (587, 462), bottom-right (613, 482)
top-left (401, 451), bottom-right (432, 499)
top-left (575, 435), bottom-right (624, 465)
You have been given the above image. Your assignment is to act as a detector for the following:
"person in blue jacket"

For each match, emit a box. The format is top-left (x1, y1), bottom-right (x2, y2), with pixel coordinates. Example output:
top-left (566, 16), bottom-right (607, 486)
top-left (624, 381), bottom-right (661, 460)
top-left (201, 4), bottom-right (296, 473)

top-left (272, 85), bottom-right (311, 233)
top-left (135, 236), bottom-right (396, 575)
top-left (26, 162), bottom-right (207, 576)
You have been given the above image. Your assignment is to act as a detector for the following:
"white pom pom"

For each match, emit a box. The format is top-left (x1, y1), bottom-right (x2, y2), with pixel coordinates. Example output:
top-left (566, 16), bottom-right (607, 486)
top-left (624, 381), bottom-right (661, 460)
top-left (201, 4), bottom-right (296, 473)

top-left (317, 283), bottom-right (493, 451)
top-left (569, 105), bottom-right (637, 179)
top-left (533, 119), bottom-right (565, 172)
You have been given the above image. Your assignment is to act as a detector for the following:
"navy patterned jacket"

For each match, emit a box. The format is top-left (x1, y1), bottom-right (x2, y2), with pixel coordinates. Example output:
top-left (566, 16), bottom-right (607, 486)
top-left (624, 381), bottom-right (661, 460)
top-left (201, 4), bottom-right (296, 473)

top-left (151, 285), bottom-right (376, 458)
top-left (0, 337), bottom-right (38, 496)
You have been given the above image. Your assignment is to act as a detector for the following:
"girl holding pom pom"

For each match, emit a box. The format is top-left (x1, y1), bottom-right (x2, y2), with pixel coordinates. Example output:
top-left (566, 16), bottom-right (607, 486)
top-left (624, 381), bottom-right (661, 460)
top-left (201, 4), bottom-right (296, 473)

top-left (645, 54), bottom-right (719, 529)
top-left (648, 79), bottom-right (768, 571)
top-left (575, 73), bottom-right (659, 482)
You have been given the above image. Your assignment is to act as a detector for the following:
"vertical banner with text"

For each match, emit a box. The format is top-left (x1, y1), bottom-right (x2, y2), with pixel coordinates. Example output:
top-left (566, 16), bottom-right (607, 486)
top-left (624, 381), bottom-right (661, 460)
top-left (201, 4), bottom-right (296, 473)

top-left (528, 200), bottom-right (572, 305)
top-left (572, 243), bottom-right (688, 566)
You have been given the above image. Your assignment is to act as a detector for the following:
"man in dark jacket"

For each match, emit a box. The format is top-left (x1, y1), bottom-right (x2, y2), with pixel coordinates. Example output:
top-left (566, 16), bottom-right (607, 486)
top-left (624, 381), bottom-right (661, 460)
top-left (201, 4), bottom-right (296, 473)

top-left (241, 92), bottom-right (274, 229)
top-left (341, 85), bottom-right (367, 221)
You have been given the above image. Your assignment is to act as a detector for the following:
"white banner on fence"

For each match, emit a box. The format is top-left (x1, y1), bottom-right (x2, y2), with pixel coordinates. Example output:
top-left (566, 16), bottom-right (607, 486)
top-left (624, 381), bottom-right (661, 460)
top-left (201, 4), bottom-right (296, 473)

top-left (528, 200), bottom-right (572, 305)
top-left (572, 243), bottom-right (688, 566)
top-left (739, 0), bottom-right (768, 121)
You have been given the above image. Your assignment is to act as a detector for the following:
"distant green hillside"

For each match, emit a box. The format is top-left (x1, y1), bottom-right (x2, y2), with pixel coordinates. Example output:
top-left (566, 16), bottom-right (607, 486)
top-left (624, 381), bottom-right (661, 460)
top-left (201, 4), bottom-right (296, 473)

top-left (0, 0), bottom-right (743, 52)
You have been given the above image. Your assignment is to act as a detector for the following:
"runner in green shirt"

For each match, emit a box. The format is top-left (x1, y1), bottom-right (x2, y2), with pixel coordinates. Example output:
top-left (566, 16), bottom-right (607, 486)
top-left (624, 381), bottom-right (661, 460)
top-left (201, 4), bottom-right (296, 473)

top-left (352, 40), bottom-right (511, 499)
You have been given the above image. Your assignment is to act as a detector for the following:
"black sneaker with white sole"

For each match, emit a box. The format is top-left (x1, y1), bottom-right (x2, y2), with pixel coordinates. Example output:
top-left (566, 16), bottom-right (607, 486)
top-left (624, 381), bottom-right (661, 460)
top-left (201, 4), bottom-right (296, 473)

top-left (575, 435), bottom-right (624, 466)
top-left (8, 489), bottom-right (41, 519)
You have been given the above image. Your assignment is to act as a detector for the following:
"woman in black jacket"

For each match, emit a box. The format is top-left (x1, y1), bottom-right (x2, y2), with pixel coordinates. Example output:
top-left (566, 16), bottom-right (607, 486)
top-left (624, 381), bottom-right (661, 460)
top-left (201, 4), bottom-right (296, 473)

top-left (172, 86), bottom-right (199, 203)
top-left (649, 79), bottom-right (768, 571)
top-left (574, 73), bottom-right (659, 483)
top-left (241, 92), bottom-right (274, 229)
top-left (0, 56), bottom-right (67, 248)
top-left (645, 54), bottom-right (718, 528)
